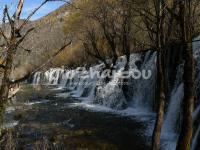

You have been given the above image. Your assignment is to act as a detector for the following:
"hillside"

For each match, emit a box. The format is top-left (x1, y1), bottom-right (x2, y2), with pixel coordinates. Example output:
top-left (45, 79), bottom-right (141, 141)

top-left (12, 4), bottom-right (70, 79)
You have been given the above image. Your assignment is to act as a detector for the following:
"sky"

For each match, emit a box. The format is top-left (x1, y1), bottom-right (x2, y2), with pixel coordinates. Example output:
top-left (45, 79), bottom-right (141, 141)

top-left (0, 0), bottom-right (66, 20)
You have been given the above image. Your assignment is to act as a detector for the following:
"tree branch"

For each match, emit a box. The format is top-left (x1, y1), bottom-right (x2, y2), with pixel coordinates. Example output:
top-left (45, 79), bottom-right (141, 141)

top-left (14, 0), bottom-right (24, 20)
top-left (16, 27), bottom-right (35, 47)
top-left (18, 46), bottom-right (31, 53)
top-left (5, 5), bottom-right (15, 31)
top-left (0, 28), bottom-right (9, 44)
top-left (18, 0), bottom-right (48, 31)
top-left (10, 41), bottom-right (72, 84)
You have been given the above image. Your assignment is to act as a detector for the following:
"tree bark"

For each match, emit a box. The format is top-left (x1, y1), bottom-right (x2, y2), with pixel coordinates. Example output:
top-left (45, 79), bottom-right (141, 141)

top-left (151, 0), bottom-right (166, 149)
top-left (176, 42), bottom-right (194, 150)
top-left (151, 50), bottom-right (165, 150)
top-left (176, 1), bottom-right (194, 149)
top-left (0, 45), bottom-right (14, 125)
top-left (0, 50), bottom-right (13, 99)
top-left (121, 2), bottom-right (131, 100)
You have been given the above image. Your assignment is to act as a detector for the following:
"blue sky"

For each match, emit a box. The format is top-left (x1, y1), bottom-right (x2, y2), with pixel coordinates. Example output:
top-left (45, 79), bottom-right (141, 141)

top-left (0, 0), bottom-right (66, 20)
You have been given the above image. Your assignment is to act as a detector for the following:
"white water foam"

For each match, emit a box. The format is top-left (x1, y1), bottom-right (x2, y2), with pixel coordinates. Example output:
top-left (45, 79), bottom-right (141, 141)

top-left (25, 99), bottom-right (50, 106)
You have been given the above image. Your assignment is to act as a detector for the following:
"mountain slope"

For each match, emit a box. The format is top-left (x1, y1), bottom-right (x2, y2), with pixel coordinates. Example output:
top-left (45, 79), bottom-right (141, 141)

top-left (12, 4), bottom-right (70, 79)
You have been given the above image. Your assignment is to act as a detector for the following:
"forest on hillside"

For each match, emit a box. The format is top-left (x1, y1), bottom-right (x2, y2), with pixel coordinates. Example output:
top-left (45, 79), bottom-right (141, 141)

top-left (0, 0), bottom-right (200, 150)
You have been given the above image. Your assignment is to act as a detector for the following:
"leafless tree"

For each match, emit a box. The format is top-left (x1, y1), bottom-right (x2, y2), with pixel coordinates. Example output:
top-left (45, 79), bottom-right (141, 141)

top-left (135, 0), bottom-right (176, 149)
top-left (0, 0), bottom-right (71, 126)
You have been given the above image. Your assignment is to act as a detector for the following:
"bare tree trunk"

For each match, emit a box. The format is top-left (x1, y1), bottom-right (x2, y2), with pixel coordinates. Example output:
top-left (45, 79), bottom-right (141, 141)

top-left (152, 50), bottom-right (165, 150)
top-left (122, 28), bottom-right (131, 100)
top-left (0, 0), bottom-right (25, 126)
top-left (0, 48), bottom-right (14, 100)
top-left (176, 1), bottom-right (194, 149)
top-left (151, 0), bottom-right (166, 149)
top-left (0, 46), bottom-right (14, 130)
top-left (176, 42), bottom-right (194, 150)
top-left (121, 1), bottom-right (131, 99)
top-left (0, 0), bottom-right (48, 133)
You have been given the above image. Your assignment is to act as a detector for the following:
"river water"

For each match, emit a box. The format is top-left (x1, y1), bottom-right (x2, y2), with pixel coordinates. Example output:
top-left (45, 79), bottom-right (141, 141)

top-left (2, 84), bottom-right (151, 150)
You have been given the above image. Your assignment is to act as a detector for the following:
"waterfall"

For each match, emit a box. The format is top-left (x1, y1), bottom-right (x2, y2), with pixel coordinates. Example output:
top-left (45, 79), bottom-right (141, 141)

top-left (190, 36), bottom-right (200, 150)
top-left (94, 68), bottom-right (127, 109)
top-left (163, 83), bottom-right (184, 135)
top-left (160, 83), bottom-right (184, 150)
top-left (131, 51), bottom-right (157, 111)
top-left (30, 51), bottom-right (157, 109)
top-left (94, 56), bottom-right (129, 109)
top-left (32, 68), bottom-right (64, 85)
top-left (71, 77), bottom-right (87, 97)
top-left (193, 105), bottom-right (200, 122)
top-left (160, 63), bottom-right (184, 150)
top-left (28, 39), bottom-right (200, 150)
top-left (32, 72), bottom-right (41, 84)
top-left (46, 68), bottom-right (63, 84)
top-left (191, 123), bottom-right (200, 150)
top-left (59, 70), bottom-right (71, 87)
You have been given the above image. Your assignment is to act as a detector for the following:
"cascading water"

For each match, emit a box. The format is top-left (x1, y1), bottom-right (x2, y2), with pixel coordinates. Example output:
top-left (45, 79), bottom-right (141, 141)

top-left (59, 70), bottom-right (71, 87)
top-left (94, 68), bottom-right (127, 109)
top-left (32, 72), bottom-right (42, 84)
top-left (191, 124), bottom-right (200, 150)
top-left (130, 51), bottom-right (157, 112)
top-left (160, 83), bottom-right (183, 150)
top-left (192, 104), bottom-right (200, 150)
top-left (161, 64), bottom-right (184, 150)
top-left (31, 51), bottom-right (157, 110)
top-left (191, 36), bottom-right (200, 150)
top-left (162, 64), bottom-right (184, 135)
top-left (193, 104), bottom-right (200, 122)
top-left (45, 68), bottom-right (63, 84)
top-left (30, 46), bottom-right (200, 150)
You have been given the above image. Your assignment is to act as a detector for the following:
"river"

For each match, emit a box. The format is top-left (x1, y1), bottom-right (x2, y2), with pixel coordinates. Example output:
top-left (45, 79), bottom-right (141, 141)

top-left (2, 84), bottom-right (151, 150)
